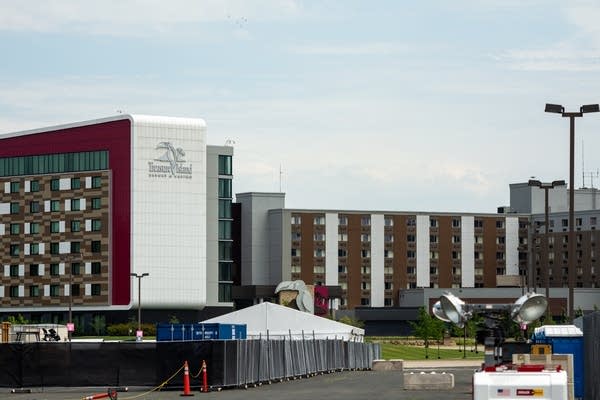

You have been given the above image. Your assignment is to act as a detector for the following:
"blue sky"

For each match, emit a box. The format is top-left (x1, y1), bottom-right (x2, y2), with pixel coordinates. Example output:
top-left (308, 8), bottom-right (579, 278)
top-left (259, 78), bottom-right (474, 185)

top-left (2, 0), bottom-right (600, 212)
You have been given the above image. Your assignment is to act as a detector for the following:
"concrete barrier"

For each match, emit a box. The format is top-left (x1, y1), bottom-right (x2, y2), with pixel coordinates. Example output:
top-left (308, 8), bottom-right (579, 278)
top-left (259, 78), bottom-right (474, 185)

top-left (404, 371), bottom-right (454, 390)
top-left (372, 359), bottom-right (404, 371)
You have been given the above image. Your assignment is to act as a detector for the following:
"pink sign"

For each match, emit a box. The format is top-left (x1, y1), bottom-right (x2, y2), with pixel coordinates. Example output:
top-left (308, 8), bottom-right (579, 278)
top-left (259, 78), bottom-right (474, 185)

top-left (67, 323), bottom-right (75, 332)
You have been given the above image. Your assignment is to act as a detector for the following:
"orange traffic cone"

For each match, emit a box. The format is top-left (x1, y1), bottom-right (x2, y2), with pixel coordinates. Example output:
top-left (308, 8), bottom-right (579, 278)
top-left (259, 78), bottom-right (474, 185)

top-left (180, 361), bottom-right (194, 397)
top-left (201, 360), bottom-right (208, 392)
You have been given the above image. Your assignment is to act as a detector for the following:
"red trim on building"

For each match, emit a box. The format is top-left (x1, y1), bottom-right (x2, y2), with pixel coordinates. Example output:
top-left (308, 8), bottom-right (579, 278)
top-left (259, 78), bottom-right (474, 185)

top-left (0, 119), bottom-right (132, 305)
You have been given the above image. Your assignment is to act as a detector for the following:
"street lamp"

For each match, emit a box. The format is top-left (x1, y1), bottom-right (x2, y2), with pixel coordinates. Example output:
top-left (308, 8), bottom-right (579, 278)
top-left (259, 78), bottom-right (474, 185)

top-left (62, 253), bottom-right (81, 342)
top-left (528, 179), bottom-right (565, 320)
top-left (545, 103), bottom-right (599, 319)
top-left (130, 272), bottom-right (149, 341)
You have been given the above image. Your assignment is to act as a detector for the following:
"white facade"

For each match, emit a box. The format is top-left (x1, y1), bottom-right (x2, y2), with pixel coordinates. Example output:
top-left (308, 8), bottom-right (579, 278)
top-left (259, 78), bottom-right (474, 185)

top-left (129, 115), bottom-right (207, 309)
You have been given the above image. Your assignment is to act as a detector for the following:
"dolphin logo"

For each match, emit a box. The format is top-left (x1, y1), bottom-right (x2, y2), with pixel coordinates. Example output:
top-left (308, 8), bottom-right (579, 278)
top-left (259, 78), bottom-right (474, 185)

top-left (155, 142), bottom-right (186, 175)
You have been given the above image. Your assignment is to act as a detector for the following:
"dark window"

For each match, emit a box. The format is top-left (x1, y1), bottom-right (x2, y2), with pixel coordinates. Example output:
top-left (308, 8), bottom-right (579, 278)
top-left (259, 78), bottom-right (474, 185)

top-left (10, 181), bottom-right (20, 193)
top-left (92, 219), bottom-right (102, 231)
top-left (10, 223), bottom-right (20, 235)
top-left (218, 241), bottom-right (232, 260)
top-left (92, 176), bottom-right (102, 188)
top-left (10, 244), bottom-right (20, 256)
top-left (218, 155), bottom-right (232, 175)
top-left (218, 199), bottom-right (231, 219)
top-left (30, 243), bottom-right (39, 255)
top-left (71, 241), bottom-right (81, 253)
top-left (71, 284), bottom-right (80, 296)
top-left (50, 285), bottom-right (60, 297)
top-left (30, 180), bottom-right (40, 192)
top-left (30, 222), bottom-right (40, 234)
top-left (218, 262), bottom-right (232, 281)
top-left (218, 221), bottom-right (231, 239)
top-left (29, 201), bottom-right (40, 213)
top-left (29, 264), bottom-right (39, 276)
top-left (91, 262), bottom-right (101, 274)
top-left (9, 286), bottom-right (19, 297)
top-left (50, 264), bottom-right (59, 276)
top-left (218, 178), bottom-right (232, 198)
top-left (50, 221), bottom-right (60, 233)
top-left (50, 242), bottom-right (59, 254)
top-left (51, 179), bottom-right (60, 191)
top-left (71, 220), bottom-right (81, 232)
top-left (91, 284), bottom-right (101, 296)
top-left (91, 198), bottom-right (101, 209)
top-left (71, 199), bottom-right (80, 211)
top-left (10, 202), bottom-right (19, 214)
top-left (50, 200), bottom-right (60, 212)
top-left (29, 285), bottom-right (39, 297)
top-left (71, 177), bottom-right (80, 189)
top-left (10, 265), bottom-right (19, 277)
top-left (0, 150), bottom-right (108, 177)
top-left (218, 283), bottom-right (232, 302)
top-left (91, 240), bottom-right (101, 253)
top-left (71, 263), bottom-right (80, 275)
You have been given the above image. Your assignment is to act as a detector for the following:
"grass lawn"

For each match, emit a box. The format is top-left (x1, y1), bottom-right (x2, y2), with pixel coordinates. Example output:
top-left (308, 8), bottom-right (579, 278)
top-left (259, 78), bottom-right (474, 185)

top-left (379, 343), bottom-right (484, 360)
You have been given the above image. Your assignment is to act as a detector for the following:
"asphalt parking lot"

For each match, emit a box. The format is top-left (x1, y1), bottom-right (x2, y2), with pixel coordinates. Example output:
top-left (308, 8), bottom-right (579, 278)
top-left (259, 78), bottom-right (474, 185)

top-left (2, 367), bottom-right (476, 400)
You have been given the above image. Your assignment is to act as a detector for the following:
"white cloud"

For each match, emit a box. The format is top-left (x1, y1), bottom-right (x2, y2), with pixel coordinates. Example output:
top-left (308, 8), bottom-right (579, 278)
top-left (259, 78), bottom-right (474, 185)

top-left (290, 42), bottom-right (409, 56)
top-left (494, 47), bottom-right (600, 72)
top-left (492, 1), bottom-right (600, 72)
top-left (0, 0), bottom-right (303, 36)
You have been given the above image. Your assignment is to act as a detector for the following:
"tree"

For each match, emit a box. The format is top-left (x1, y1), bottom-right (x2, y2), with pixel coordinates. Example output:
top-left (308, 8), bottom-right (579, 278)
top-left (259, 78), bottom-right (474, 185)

top-left (410, 307), bottom-right (445, 359)
top-left (89, 315), bottom-right (106, 336)
top-left (5, 314), bottom-right (29, 324)
top-left (338, 315), bottom-right (365, 329)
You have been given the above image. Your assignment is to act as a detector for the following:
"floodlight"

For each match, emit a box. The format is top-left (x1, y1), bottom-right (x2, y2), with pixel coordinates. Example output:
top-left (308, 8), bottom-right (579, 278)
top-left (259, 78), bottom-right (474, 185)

top-left (580, 104), bottom-right (599, 113)
top-left (545, 103), bottom-right (564, 114)
top-left (439, 292), bottom-right (468, 327)
top-left (432, 301), bottom-right (451, 323)
top-left (511, 292), bottom-right (548, 324)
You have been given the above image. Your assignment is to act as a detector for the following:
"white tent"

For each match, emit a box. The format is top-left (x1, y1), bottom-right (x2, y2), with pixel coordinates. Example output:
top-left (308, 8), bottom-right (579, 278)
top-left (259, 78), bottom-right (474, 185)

top-left (201, 302), bottom-right (364, 341)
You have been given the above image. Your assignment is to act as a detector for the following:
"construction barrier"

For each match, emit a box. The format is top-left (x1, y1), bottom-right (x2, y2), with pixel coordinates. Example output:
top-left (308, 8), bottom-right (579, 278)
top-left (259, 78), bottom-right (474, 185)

top-left (0, 338), bottom-right (380, 389)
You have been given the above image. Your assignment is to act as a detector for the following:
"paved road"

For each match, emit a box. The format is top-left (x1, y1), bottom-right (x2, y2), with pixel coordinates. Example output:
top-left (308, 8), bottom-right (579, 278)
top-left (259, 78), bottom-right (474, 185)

top-left (2, 366), bottom-right (477, 400)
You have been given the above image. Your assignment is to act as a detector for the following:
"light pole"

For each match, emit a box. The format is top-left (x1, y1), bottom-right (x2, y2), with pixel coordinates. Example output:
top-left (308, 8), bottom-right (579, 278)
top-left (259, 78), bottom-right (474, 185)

top-left (545, 103), bottom-right (599, 319)
top-left (130, 272), bottom-right (149, 341)
top-left (528, 179), bottom-right (565, 320)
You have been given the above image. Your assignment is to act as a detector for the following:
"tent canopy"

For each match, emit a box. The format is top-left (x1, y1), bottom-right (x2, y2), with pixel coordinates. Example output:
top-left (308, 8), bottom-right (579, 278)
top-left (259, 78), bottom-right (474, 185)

top-left (201, 302), bottom-right (364, 341)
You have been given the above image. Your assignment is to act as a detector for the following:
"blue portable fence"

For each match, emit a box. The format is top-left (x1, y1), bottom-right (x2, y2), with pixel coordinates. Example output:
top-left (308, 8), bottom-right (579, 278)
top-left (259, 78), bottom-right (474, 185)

top-left (156, 323), bottom-right (247, 341)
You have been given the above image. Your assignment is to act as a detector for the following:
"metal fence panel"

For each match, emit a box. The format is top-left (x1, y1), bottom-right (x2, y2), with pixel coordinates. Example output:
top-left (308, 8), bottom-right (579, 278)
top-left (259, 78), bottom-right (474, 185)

top-left (584, 311), bottom-right (600, 400)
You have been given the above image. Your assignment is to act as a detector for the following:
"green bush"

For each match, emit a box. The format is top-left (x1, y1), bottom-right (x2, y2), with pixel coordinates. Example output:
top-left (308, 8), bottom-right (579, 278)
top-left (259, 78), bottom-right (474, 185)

top-left (106, 323), bottom-right (156, 336)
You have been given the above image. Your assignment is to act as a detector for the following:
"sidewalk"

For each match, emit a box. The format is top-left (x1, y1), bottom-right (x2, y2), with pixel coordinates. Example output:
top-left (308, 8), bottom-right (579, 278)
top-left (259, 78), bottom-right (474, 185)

top-left (403, 359), bottom-right (482, 369)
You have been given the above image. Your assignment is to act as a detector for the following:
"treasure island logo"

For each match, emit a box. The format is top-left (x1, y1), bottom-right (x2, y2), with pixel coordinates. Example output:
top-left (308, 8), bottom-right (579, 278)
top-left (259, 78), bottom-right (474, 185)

top-left (148, 141), bottom-right (192, 179)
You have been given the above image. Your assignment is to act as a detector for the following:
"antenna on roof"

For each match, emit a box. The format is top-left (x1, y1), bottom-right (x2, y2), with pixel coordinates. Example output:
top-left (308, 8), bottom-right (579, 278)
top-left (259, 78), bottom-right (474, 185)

top-left (224, 139), bottom-right (236, 147)
top-left (279, 163), bottom-right (283, 192)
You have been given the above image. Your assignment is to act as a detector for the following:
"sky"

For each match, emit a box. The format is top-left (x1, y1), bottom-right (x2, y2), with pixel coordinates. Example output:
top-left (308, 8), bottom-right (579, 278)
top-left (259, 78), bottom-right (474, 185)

top-left (2, 0), bottom-right (600, 213)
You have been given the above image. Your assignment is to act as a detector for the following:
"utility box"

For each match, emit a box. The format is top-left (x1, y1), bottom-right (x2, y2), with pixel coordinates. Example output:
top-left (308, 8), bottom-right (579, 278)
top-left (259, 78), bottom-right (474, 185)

top-left (473, 369), bottom-right (568, 400)
top-left (533, 325), bottom-right (583, 399)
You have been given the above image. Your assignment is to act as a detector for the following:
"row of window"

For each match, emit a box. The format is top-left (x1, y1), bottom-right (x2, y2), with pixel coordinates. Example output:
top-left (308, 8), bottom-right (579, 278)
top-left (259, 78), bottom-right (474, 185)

top-left (6, 241), bottom-right (103, 256)
top-left (2, 197), bottom-right (102, 214)
top-left (292, 248), bottom-right (508, 260)
top-left (3, 283), bottom-right (102, 298)
top-left (294, 232), bottom-right (512, 244)
top-left (4, 262), bottom-right (103, 277)
top-left (4, 219), bottom-right (101, 235)
top-left (0, 151), bottom-right (108, 177)
top-left (5, 176), bottom-right (102, 194)
top-left (294, 216), bottom-right (516, 228)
